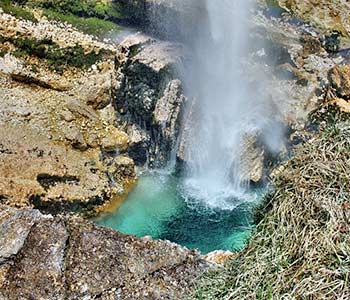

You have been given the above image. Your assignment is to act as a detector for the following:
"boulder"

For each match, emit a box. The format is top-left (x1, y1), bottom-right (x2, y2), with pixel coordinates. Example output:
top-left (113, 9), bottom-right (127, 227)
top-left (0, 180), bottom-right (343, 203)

top-left (0, 205), bottom-right (208, 300)
top-left (328, 65), bottom-right (350, 99)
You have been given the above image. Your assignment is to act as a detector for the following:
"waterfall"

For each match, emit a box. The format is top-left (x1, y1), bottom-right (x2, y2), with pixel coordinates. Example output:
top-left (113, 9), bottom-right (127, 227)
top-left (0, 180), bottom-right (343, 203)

top-left (143, 0), bottom-right (283, 209)
top-left (181, 0), bottom-right (271, 209)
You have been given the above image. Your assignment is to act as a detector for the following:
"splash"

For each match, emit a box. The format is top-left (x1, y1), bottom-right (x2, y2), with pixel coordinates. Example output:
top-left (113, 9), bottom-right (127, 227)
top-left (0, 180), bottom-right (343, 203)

top-left (181, 0), bottom-right (278, 209)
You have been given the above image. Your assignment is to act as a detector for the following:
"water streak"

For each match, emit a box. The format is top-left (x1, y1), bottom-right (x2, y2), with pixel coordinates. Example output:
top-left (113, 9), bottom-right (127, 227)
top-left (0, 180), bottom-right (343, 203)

top-left (182, 0), bottom-right (267, 209)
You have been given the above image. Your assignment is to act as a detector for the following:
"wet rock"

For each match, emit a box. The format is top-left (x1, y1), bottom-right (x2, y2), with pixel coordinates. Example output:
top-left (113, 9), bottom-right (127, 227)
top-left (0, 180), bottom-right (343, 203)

top-left (239, 133), bottom-right (265, 184)
top-left (153, 79), bottom-right (186, 164)
top-left (115, 33), bottom-right (186, 167)
top-left (0, 205), bottom-right (208, 300)
top-left (126, 124), bottom-right (151, 165)
top-left (107, 155), bottom-right (136, 187)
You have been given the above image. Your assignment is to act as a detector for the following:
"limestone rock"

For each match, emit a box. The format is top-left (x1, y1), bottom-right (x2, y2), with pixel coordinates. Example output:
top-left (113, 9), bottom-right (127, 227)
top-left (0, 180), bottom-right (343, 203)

top-left (115, 33), bottom-right (187, 167)
top-left (77, 63), bottom-right (117, 110)
top-left (126, 124), bottom-right (151, 165)
top-left (328, 65), bottom-right (350, 99)
top-left (153, 79), bottom-right (186, 163)
top-left (0, 205), bottom-right (208, 300)
top-left (273, 0), bottom-right (350, 37)
top-left (107, 155), bottom-right (136, 186)
top-left (239, 133), bottom-right (265, 184)
top-left (100, 126), bottom-right (129, 152)
top-left (204, 250), bottom-right (235, 265)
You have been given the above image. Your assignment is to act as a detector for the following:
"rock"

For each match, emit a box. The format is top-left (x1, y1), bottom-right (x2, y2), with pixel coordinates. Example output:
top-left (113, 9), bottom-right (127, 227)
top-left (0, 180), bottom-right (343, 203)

top-left (273, 0), bottom-right (350, 37)
top-left (153, 79), bottom-right (186, 163)
top-left (66, 98), bottom-right (99, 120)
top-left (100, 126), bottom-right (129, 152)
top-left (0, 206), bottom-right (42, 263)
top-left (107, 155), bottom-right (136, 187)
top-left (115, 33), bottom-right (186, 167)
top-left (145, 0), bottom-right (207, 43)
top-left (239, 133), bottom-right (265, 184)
top-left (0, 124), bottom-right (112, 213)
top-left (0, 205), bottom-right (208, 300)
top-left (2, 217), bottom-right (68, 300)
top-left (11, 70), bottom-right (72, 91)
top-left (126, 124), bottom-right (151, 165)
top-left (204, 250), bottom-right (235, 264)
top-left (77, 66), bottom-right (116, 110)
top-left (62, 124), bottom-right (88, 151)
top-left (328, 65), bottom-right (350, 99)
top-left (0, 12), bottom-right (138, 216)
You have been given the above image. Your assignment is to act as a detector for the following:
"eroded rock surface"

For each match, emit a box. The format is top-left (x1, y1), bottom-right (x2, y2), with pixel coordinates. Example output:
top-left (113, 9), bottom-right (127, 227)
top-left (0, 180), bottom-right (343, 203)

top-left (0, 205), bottom-right (208, 300)
top-left (0, 11), bottom-right (136, 215)
top-left (115, 33), bottom-right (187, 167)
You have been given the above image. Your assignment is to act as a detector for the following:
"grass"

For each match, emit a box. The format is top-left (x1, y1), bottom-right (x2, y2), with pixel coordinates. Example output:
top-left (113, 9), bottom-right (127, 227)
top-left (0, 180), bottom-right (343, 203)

top-left (191, 117), bottom-right (350, 299)
top-left (0, 0), bottom-right (37, 23)
top-left (42, 9), bottom-right (120, 37)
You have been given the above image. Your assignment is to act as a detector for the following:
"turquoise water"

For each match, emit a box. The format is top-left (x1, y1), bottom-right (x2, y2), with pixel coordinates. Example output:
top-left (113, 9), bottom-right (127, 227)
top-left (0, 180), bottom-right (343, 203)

top-left (96, 173), bottom-right (260, 254)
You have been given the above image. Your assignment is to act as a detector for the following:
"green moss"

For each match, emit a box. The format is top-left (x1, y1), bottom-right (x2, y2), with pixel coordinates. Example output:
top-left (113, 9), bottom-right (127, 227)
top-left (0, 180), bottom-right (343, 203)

top-left (0, 0), bottom-right (37, 23)
top-left (43, 9), bottom-right (120, 36)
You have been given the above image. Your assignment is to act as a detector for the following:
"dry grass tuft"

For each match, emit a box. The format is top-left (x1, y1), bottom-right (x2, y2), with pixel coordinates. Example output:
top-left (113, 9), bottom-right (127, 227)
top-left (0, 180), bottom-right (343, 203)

top-left (192, 120), bottom-right (350, 299)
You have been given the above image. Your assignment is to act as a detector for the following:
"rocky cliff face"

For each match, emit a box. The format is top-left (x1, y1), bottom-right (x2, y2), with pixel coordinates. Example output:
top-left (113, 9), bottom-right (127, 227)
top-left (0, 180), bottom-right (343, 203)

top-left (0, 11), bottom-right (136, 216)
top-left (0, 205), bottom-right (208, 300)
top-left (115, 34), bottom-right (187, 167)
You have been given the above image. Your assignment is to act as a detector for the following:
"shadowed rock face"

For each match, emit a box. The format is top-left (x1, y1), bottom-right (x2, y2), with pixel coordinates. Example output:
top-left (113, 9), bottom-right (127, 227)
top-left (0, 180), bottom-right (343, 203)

top-left (0, 205), bottom-right (207, 300)
top-left (115, 34), bottom-right (187, 167)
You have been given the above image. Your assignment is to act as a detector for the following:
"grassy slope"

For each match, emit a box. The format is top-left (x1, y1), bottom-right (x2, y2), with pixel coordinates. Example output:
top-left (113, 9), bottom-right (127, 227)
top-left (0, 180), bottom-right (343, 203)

top-left (42, 9), bottom-right (120, 37)
top-left (192, 118), bottom-right (350, 299)
top-left (2, 0), bottom-right (123, 37)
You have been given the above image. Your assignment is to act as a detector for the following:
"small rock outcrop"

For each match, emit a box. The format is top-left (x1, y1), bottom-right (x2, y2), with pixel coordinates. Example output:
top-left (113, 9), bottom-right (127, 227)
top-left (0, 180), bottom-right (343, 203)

top-left (115, 34), bottom-right (187, 167)
top-left (0, 205), bottom-right (208, 300)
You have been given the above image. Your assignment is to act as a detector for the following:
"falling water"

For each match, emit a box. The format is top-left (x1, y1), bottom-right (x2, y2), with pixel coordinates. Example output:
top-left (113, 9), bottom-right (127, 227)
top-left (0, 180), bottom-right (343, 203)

top-left (97, 0), bottom-right (279, 252)
top-left (181, 0), bottom-right (270, 209)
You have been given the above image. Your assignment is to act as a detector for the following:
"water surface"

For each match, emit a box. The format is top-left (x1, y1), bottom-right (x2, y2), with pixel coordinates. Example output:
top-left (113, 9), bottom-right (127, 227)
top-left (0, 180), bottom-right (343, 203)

top-left (96, 173), bottom-right (260, 253)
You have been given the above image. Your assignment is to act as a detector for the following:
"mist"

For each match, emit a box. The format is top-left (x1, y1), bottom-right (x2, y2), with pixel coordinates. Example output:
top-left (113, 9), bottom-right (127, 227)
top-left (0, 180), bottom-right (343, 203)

top-left (179, 0), bottom-right (285, 209)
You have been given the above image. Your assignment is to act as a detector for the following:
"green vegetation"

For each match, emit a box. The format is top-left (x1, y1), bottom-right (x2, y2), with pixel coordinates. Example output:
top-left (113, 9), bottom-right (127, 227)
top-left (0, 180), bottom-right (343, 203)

top-left (28, 0), bottom-right (121, 19)
top-left (191, 116), bottom-right (350, 299)
top-left (43, 9), bottom-right (120, 36)
top-left (6, 36), bottom-right (109, 72)
top-left (0, 0), bottom-right (37, 23)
